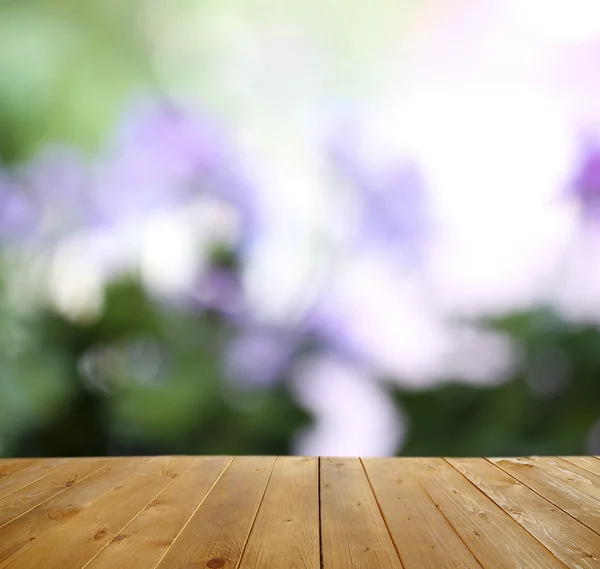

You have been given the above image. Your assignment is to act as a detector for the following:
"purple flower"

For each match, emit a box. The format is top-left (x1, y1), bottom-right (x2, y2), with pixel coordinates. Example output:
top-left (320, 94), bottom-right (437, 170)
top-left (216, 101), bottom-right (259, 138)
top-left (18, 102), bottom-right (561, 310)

top-left (190, 267), bottom-right (245, 318)
top-left (0, 173), bottom-right (38, 243)
top-left (328, 122), bottom-right (429, 262)
top-left (23, 145), bottom-right (89, 205)
top-left (18, 145), bottom-right (91, 240)
top-left (91, 98), bottom-right (231, 224)
top-left (86, 97), bottom-right (262, 260)
top-left (358, 161), bottom-right (427, 243)
top-left (115, 99), bottom-right (225, 171)
top-left (224, 329), bottom-right (294, 388)
top-left (569, 136), bottom-right (600, 221)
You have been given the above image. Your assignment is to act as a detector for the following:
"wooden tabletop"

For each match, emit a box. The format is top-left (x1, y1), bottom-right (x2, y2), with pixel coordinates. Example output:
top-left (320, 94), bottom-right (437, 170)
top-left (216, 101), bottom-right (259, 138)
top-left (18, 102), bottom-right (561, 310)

top-left (1, 456), bottom-right (600, 568)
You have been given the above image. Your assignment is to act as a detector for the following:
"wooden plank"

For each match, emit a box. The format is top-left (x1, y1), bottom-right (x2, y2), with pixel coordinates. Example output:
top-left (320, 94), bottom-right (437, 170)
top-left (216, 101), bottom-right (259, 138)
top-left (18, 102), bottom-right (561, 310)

top-left (238, 457), bottom-right (320, 569)
top-left (5, 457), bottom-right (193, 569)
top-left (0, 458), bottom-right (108, 529)
top-left (320, 457), bottom-right (403, 569)
top-left (490, 457), bottom-right (600, 534)
top-left (2, 454), bottom-right (599, 569)
top-left (449, 458), bottom-right (600, 568)
top-left (561, 456), bottom-right (600, 478)
top-left (362, 458), bottom-right (481, 569)
top-left (0, 458), bottom-right (155, 568)
top-left (155, 456), bottom-right (276, 569)
top-left (0, 459), bottom-right (69, 499)
top-left (84, 456), bottom-right (232, 569)
top-left (0, 460), bottom-right (40, 481)
top-left (408, 458), bottom-right (565, 568)
top-left (528, 457), bottom-right (600, 503)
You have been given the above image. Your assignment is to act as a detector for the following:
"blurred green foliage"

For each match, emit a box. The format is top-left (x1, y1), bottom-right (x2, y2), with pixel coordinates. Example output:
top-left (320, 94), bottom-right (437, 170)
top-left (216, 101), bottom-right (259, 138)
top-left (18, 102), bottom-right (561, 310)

top-left (397, 309), bottom-right (600, 456)
top-left (4, 279), bottom-right (310, 457)
top-left (0, 0), bottom-right (148, 162)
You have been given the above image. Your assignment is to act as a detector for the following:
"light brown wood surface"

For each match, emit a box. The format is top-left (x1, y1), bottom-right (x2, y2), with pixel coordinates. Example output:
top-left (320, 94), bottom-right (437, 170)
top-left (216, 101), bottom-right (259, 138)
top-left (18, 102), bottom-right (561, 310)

top-left (238, 456), bottom-right (319, 569)
top-left (320, 457), bottom-right (403, 569)
top-left (410, 458), bottom-right (566, 568)
top-left (0, 458), bottom-right (69, 499)
top-left (529, 456), bottom-right (600, 502)
top-left (0, 458), bottom-right (154, 567)
top-left (6, 457), bottom-right (190, 569)
top-left (0, 460), bottom-right (40, 481)
top-left (85, 456), bottom-right (232, 569)
top-left (155, 456), bottom-right (275, 569)
top-left (362, 457), bottom-right (481, 568)
top-left (562, 456), bottom-right (600, 477)
top-left (0, 456), bottom-right (598, 568)
top-left (449, 457), bottom-right (600, 568)
top-left (489, 456), bottom-right (600, 535)
top-left (0, 458), bottom-right (108, 529)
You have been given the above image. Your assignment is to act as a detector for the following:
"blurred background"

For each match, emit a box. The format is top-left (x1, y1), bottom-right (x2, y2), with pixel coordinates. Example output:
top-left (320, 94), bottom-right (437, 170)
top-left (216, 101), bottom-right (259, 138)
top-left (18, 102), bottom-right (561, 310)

top-left (1, 0), bottom-right (600, 458)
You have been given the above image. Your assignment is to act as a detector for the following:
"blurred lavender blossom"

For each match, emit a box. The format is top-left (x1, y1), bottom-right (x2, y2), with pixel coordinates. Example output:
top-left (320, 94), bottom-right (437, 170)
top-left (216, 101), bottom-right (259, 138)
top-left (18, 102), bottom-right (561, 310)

top-left (224, 328), bottom-right (295, 389)
top-left (9, 96), bottom-right (258, 248)
top-left (91, 98), bottom-right (257, 233)
top-left (0, 96), bottom-right (264, 311)
top-left (295, 122), bottom-right (433, 381)
top-left (569, 135), bottom-right (600, 222)
top-left (191, 267), bottom-right (245, 318)
top-left (328, 122), bottom-right (429, 265)
top-left (0, 172), bottom-right (38, 243)
top-left (18, 145), bottom-right (91, 243)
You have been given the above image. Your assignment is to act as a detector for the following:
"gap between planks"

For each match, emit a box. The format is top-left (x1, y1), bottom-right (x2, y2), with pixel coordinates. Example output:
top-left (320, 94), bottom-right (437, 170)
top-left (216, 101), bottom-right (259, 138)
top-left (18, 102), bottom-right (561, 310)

top-left (359, 458), bottom-right (408, 568)
top-left (486, 457), bottom-right (600, 537)
top-left (319, 457), bottom-right (323, 569)
top-left (447, 458), bottom-right (599, 568)
top-left (438, 458), bottom-right (569, 568)
top-left (132, 457), bottom-right (235, 569)
top-left (233, 457), bottom-right (278, 569)
top-left (361, 459), bottom-right (483, 567)
top-left (79, 458), bottom-right (183, 569)
top-left (153, 456), bottom-right (276, 569)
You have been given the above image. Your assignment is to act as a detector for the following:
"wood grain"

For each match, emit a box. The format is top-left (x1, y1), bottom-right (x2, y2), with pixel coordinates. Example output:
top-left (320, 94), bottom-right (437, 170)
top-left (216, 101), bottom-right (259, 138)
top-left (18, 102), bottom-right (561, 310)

top-left (561, 456), bottom-right (600, 477)
top-left (408, 458), bottom-right (565, 568)
top-left (238, 456), bottom-right (320, 569)
top-left (0, 458), bottom-right (107, 529)
top-left (529, 456), bottom-right (600, 503)
top-left (155, 456), bottom-right (276, 569)
top-left (450, 457), bottom-right (600, 568)
top-left (5, 457), bottom-right (192, 569)
top-left (320, 457), bottom-right (403, 569)
top-left (490, 457), bottom-right (600, 535)
top-left (0, 460), bottom-right (40, 481)
top-left (0, 458), bottom-right (154, 568)
top-left (362, 457), bottom-right (481, 569)
top-left (0, 459), bottom-right (69, 499)
top-left (0, 456), bottom-right (598, 568)
top-left (85, 456), bottom-right (232, 569)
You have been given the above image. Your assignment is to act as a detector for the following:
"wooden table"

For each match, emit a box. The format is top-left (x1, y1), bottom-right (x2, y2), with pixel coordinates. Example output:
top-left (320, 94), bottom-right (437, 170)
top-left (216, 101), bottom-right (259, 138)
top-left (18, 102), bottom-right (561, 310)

top-left (1, 456), bottom-right (600, 568)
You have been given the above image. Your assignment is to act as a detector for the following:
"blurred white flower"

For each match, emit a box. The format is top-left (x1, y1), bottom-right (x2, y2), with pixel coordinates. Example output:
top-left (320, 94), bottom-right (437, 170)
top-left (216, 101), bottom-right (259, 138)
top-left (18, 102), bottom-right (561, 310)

top-left (291, 354), bottom-right (405, 456)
